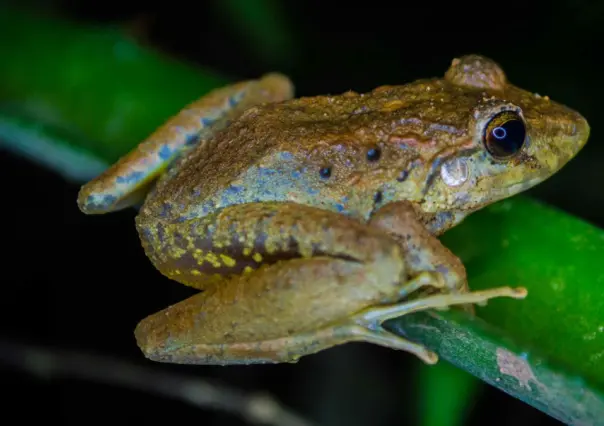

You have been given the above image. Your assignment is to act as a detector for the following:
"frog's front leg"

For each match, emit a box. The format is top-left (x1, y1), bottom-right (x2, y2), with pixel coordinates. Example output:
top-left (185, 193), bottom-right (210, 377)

top-left (367, 201), bottom-right (528, 320)
top-left (134, 202), bottom-right (524, 366)
top-left (368, 201), bottom-right (470, 294)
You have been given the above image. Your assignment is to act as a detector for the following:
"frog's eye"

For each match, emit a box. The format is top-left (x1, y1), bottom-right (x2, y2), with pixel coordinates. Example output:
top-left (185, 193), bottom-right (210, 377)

top-left (483, 111), bottom-right (526, 159)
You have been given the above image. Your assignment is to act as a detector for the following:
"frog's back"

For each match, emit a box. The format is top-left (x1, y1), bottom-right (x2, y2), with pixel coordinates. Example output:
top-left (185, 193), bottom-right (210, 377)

top-left (140, 78), bottom-right (484, 223)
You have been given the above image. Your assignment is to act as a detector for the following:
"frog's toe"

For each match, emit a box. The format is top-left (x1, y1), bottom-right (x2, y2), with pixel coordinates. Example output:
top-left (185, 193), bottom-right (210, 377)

top-left (340, 285), bottom-right (527, 363)
top-left (396, 271), bottom-right (446, 299)
top-left (354, 286), bottom-right (528, 326)
top-left (341, 325), bottom-right (438, 364)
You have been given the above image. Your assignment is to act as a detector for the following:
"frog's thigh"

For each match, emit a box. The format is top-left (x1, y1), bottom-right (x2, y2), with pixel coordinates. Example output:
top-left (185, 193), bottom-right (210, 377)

top-left (134, 256), bottom-right (406, 365)
top-left (138, 201), bottom-right (404, 291)
top-left (78, 73), bottom-right (294, 214)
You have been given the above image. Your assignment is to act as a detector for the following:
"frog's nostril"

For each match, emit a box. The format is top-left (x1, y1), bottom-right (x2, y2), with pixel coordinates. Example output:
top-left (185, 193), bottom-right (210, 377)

top-left (396, 170), bottom-right (409, 182)
top-left (556, 114), bottom-right (589, 166)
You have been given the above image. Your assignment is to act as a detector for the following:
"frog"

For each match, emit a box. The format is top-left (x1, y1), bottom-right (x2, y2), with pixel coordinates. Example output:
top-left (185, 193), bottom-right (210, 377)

top-left (77, 55), bottom-right (589, 366)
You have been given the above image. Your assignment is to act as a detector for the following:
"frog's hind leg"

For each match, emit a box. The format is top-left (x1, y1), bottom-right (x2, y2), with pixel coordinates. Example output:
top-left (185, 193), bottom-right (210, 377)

top-left (133, 202), bottom-right (526, 365)
top-left (282, 271), bottom-right (451, 365)
top-left (77, 73), bottom-right (294, 214)
top-left (134, 201), bottom-right (414, 364)
top-left (297, 273), bottom-right (527, 365)
top-left (133, 270), bottom-right (445, 366)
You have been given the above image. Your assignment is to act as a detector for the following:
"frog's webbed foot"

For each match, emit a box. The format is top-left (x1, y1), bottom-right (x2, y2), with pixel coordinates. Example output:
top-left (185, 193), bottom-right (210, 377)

top-left (340, 271), bottom-right (527, 364)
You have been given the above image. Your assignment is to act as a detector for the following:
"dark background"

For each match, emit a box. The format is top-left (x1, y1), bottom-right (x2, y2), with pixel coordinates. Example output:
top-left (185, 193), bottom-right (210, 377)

top-left (2, 1), bottom-right (602, 425)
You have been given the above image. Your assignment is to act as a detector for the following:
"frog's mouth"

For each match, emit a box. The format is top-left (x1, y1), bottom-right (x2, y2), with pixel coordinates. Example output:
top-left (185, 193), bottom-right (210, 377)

top-left (498, 176), bottom-right (547, 198)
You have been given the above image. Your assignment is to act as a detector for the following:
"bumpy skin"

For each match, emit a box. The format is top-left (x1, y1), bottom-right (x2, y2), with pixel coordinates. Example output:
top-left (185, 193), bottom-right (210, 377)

top-left (77, 55), bottom-right (589, 365)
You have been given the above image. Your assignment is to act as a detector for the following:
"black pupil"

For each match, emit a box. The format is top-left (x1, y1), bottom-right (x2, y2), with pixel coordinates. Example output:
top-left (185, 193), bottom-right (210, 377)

top-left (486, 115), bottom-right (526, 158)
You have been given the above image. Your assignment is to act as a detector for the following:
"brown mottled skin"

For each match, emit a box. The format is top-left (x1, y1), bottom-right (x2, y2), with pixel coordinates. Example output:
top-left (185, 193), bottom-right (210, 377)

top-left (77, 55), bottom-right (589, 365)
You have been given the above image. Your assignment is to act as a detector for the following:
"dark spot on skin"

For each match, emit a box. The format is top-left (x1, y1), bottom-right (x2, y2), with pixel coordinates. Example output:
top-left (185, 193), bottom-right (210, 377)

top-left (159, 202), bottom-right (172, 218)
top-left (141, 227), bottom-right (153, 241)
top-left (158, 145), bottom-right (173, 161)
top-left (397, 170), bottom-right (409, 182)
top-left (228, 92), bottom-right (243, 108)
top-left (115, 171), bottom-right (144, 184)
top-left (319, 167), bottom-right (332, 179)
top-left (429, 211), bottom-right (454, 233)
top-left (456, 192), bottom-right (471, 205)
top-left (424, 156), bottom-right (446, 195)
top-left (201, 117), bottom-right (215, 126)
top-left (156, 224), bottom-right (165, 245)
top-left (373, 190), bottom-right (383, 204)
top-left (367, 147), bottom-right (381, 162)
top-left (185, 133), bottom-right (200, 146)
top-left (408, 253), bottom-right (421, 266)
top-left (173, 232), bottom-right (188, 250)
top-left (436, 264), bottom-right (449, 274)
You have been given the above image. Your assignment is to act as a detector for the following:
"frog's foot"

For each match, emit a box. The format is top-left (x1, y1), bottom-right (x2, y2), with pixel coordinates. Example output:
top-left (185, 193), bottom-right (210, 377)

top-left (327, 271), bottom-right (445, 364)
top-left (333, 325), bottom-right (440, 364)
top-left (359, 284), bottom-right (527, 325)
top-left (345, 276), bottom-right (527, 364)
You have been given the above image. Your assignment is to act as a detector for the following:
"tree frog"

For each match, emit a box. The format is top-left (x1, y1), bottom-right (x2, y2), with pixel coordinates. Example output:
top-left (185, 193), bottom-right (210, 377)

top-left (77, 55), bottom-right (589, 365)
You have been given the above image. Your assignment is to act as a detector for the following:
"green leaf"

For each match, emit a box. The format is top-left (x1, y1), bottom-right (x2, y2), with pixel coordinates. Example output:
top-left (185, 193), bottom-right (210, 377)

top-left (0, 6), bottom-right (228, 167)
top-left (417, 360), bottom-right (480, 426)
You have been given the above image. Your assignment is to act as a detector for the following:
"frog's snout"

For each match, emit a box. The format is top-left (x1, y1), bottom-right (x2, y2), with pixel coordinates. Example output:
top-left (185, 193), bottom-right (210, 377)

top-left (557, 112), bottom-right (590, 166)
top-left (572, 114), bottom-right (590, 152)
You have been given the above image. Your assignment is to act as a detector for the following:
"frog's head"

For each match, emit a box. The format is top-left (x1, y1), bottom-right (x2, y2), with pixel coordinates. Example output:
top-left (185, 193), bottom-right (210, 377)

top-left (418, 55), bottom-right (589, 225)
